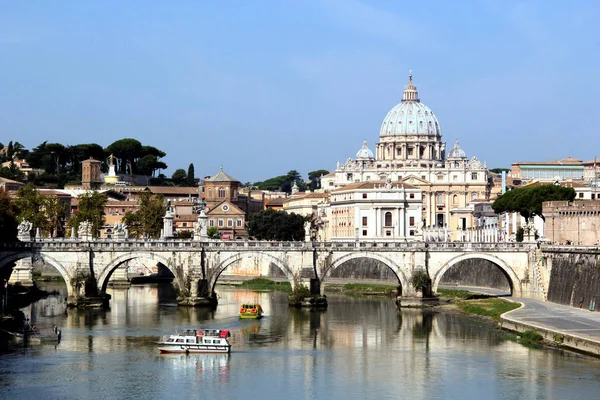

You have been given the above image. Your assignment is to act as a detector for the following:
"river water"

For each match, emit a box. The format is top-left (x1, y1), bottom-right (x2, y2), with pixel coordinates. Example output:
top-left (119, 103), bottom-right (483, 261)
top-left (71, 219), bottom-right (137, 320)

top-left (1, 283), bottom-right (600, 400)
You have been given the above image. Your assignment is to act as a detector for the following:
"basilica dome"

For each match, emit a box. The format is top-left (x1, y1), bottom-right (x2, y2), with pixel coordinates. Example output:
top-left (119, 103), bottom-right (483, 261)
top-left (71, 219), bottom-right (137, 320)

top-left (356, 140), bottom-right (374, 159)
top-left (379, 73), bottom-right (441, 137)
top-left (447, 140), bottom-right (466, 159)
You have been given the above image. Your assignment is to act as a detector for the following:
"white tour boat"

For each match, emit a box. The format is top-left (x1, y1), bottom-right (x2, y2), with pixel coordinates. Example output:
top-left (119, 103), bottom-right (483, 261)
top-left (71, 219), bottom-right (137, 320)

top-left (158, 329), bottom-right (232, 354)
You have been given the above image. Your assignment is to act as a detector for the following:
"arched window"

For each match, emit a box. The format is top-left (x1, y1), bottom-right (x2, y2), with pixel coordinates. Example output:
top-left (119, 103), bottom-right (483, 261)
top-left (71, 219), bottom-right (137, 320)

top-left (471, 193), bottom-right (478, 201)
top-left (385, 212), bottom-right (392, 227)
top-left (218, 187), bottom-right (225, 198)
top-left (453, 194), bottom-right (458, 205)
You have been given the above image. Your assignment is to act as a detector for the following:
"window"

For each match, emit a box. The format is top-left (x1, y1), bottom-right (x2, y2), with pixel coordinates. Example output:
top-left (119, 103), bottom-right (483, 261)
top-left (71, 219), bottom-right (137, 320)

top-left (437, 194), bottom-right (444, 204)
top-left (346, 173), bottom-right (353, 181)
top-left (454, 162), bottom-right (459, 168)
top-left (384, 212), bottom-right (392, 227)
top-left (409, 216), bottom-right (415, 226)
top-left (407, 148), bottom-right (413, 156)
top-left (182, 222), bottom-right (187, 227)
top-left (362, 216), bottom-right (368, 226)
top-left (396, 147), bottom-right (402, 156)
top-left (437, 174), bottom-right (444, 181)
top-left (236, 219), bottom-right (243, 227)
top-left (386, 231), bottom-right (391, 236)
top-left (218, 187), bottom-right (226, 197)
top-left (209, 219), bottom-right (214, 227)
top-left (579, 193), bottom-right (584, 198)
top-left (227, 219), bottom-right (233, 227)
top-left (218, 219), bottom-right (224, 227)
top-left (409, 193), bottom-right (415, 199)
top-left (453, 195), bottom-right (458, 205)
top-left (471, 172), bottom-right (478, 180)
top-left (362, 193), bottom-right (367, 199)
top-left (362, 229), bottom-right (367, 236)
top-left (409, 230), bottom-right (415, 236)
top-left (453, 175), bottom-right (458, 181)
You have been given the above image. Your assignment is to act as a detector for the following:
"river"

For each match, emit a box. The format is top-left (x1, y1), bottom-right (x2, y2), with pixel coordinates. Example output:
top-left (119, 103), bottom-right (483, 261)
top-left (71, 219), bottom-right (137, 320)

top-left (1, 282), bottom-right (599, 400)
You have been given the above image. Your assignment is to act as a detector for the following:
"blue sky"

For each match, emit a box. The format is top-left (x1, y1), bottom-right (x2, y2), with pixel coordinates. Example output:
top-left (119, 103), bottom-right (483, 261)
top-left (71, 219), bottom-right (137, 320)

top-left (1, 1), bottom-right (599, 183)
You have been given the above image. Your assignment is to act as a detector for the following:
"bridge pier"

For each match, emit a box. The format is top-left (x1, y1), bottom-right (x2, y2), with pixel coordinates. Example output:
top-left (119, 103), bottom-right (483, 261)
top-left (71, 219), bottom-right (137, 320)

top-left (8, 258), bottom-right (34, 286)
top-left (177, 278), bottom-right (218, 307)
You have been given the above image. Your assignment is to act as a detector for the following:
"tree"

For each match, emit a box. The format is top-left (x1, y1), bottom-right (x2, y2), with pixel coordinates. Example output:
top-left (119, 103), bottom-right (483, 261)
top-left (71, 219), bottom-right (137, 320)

top-left (68, 191), bottom-right (108, 238)
top-left (186, 163), bottom-right (195, 186)
top-left (248, 209), bottom-right (306, 241)
top-left (492, 184), bottom-right (576, 222)
top-left (44, 196), bottom-right (68, 238)
top-left (122, 192), bottom-right (166, 238)
top-left (0, 191), bottom-right (18, 242)
top-left (105, 138), bottom-right (143, 174)
top-left (171, 169), bottom-right (187, 186)
top-left (308, 169), bottom-right (329, 191)
top-left (253, 170), bottom-right (307, 194)
top-left (207, 226), bottom-right (220, 239)
top-left (14, 184), bottom-right (48, 236)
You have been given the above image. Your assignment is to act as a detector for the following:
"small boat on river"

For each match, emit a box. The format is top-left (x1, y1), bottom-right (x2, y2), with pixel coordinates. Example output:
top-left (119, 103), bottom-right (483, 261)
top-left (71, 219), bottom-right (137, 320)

top-left (158, 329), bottom-right (231, 354)
top-left (239, 303), bottom-right (263, 319)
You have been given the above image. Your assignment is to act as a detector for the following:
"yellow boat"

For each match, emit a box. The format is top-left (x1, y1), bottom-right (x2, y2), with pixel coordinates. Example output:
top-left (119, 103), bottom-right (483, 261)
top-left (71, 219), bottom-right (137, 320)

top-left (239, 303), bottom-right (264, 319)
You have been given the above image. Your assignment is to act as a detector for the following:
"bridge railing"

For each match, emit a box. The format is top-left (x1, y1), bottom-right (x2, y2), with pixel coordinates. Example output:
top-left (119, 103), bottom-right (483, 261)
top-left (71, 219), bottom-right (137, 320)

top-left (0, 238), bottom-right (540, 252)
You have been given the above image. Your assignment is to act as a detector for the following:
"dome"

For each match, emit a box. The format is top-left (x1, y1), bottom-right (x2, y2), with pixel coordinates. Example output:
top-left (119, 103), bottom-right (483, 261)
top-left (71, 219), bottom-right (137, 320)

top-left (356, 140), bottom-right (374, 159)
top-left (379, 72), bottom-right (441, 137)
top-left (448, 140), bottom-right (466, 159)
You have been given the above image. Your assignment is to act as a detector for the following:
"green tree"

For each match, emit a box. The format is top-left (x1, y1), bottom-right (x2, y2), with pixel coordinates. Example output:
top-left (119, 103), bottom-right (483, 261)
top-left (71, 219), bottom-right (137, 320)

top-left (0, 190), bottom-right (18, 242)
top-left (186, 163), bottom-right (195, 186)
top-left (492, 184), bottom-right (576, 222)
top-left (44, 196), bottom-right (68, 238)
top-left (253, 170), bottom-right (307, 194)
top-left (68, 191), bottom-right (108, 238)
top-left (122, 192), bottom-right (166, 238)
top-left (308, 169), bottom-right (329, 191)
top-left (248, 209), bottom-right (306, 241)
top-left (14, 184), bottom-right (48, 236)
top-left (171, 169), bottom-right (187, 186)
top-left (105, 138), bottom-right (143, 174)
top-left (207, 226), bottom-right (220, 239)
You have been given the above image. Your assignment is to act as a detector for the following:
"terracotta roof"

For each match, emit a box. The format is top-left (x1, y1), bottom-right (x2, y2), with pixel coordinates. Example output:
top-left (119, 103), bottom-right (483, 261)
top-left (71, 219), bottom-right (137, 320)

top-left (513, 158), bottom-right (583, 166)
top-left (205, 169), bottom-right (239, 183)
top-left (105, 200), bottom-right (139, 206)
top-left (288, 192), bottom-right (329, 199)
top-left (175, 214), bottom-right (199, 222)
top-left (265, 198), bottom-right (287, 206)
top-left (332, 181), bottom-right (417, 192)
top-left (147, 186), bottom-right (199, 195)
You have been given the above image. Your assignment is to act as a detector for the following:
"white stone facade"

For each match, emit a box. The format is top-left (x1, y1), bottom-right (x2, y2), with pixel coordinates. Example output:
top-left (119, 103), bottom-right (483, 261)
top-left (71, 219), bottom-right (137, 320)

top-left (329, 181), bottom-right (422, 241)
top-left (321, 72), bottom-right (489, 240)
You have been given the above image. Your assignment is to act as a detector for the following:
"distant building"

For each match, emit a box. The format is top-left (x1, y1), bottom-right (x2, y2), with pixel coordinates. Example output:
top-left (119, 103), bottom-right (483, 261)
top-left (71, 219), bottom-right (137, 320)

top-left (543, 200), bottom-right (600, 245)
top-left (329, 181), bottom-right (422, 241)
top-left (509, 158), bottom-right (584, 186)
top-left (0, 177), bottom-right (24, 192)
top-left (1, 159), bottom-right (44, 177)
top-left (81, 158), bottom-right (102, 190)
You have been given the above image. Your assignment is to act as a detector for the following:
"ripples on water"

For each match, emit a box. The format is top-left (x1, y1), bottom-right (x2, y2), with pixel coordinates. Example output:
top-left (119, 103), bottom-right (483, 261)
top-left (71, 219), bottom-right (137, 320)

top-left (1, 283), bottom-right (599, 400)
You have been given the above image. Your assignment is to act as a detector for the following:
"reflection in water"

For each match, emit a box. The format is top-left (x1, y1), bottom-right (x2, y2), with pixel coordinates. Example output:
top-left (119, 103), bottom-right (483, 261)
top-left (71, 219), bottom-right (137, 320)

top-left (3, 283), bottom-right (599, 400)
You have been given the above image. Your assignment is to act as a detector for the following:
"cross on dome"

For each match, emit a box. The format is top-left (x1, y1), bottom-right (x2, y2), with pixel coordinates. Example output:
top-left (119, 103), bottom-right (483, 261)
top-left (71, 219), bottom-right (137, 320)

top-left (402, 69), bottom-right (419, 102)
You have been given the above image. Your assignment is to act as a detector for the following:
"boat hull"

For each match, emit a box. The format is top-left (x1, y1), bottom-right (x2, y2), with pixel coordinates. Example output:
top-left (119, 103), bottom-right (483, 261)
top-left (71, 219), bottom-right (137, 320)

top-left (158, 344), bottom-right (231, 354)
top-left (239, 313), bottom-right (263, 319)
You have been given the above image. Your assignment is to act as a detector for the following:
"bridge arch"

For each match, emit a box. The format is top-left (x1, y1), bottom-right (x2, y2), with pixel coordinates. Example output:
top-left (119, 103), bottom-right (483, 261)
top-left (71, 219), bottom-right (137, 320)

top-left (97, 252), bottom-right (181, 293)
top-left (0, 251), bottom-right (75, 297)
top-left (432, 253), bottom-right (521, 296)
top-left (325, 252), bottom-right (409, 295)
top-left (210, 252), bottom-right (295, 293)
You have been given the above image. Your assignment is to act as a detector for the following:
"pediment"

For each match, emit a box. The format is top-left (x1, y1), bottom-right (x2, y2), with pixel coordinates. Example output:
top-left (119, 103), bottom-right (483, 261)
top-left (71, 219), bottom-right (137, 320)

top-left (401, 175), bottom-right (431, 185)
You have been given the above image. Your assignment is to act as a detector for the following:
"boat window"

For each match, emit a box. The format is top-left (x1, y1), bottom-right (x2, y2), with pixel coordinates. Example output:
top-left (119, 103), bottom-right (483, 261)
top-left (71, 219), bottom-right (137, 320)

top-left (167, 338), bottom-right (174, 342)
top-left (176, 339), bottom-right (184, 343)
top-left (186, 339), bottom-right (195, 343)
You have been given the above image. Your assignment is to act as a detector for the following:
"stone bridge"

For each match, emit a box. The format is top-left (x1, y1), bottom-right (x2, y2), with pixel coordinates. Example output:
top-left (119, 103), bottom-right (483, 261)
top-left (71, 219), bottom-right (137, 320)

top-left (0, 239), bottom-right (547, 305)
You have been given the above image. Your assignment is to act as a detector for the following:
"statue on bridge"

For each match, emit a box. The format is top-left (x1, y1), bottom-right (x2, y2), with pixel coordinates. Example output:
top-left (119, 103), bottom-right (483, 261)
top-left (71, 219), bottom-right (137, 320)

top-left (113, 222), bottom-right (128, 240)
top-left (78, 221), bottom-right (93, 240)
top-left (17, 220), bottom-right (33, 240)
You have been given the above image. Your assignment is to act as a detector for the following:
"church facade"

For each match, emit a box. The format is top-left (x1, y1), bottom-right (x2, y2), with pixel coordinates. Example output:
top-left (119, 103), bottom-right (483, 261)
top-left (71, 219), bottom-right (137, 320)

top-left (320, 73), bottom-right (490, 239)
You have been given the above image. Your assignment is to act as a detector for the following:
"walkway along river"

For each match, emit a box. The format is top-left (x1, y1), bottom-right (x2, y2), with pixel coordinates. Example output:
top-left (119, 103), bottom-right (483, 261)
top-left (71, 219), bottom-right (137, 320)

top-left (1, 282), bottom-right (600, 400)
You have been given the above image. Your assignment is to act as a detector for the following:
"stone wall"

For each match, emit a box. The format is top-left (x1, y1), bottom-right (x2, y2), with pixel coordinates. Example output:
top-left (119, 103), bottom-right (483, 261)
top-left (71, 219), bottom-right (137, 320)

top-left (547, 253), bottom-right (600, 311)
top-left (543, 200), bottom-right (600, 245)
top-left (438, 259), bottom-right (511, 292)
top-left (328, 257), bottom-right (399, 281)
